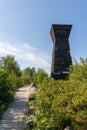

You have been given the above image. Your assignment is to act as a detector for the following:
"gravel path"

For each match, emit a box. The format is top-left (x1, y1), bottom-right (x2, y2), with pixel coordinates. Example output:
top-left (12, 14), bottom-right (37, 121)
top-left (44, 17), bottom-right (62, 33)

top-left (0, 86), bottom-right (35, 130)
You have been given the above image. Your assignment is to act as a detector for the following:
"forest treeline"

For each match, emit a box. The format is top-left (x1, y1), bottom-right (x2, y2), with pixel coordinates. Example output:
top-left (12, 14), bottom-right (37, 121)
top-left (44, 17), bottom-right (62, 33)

top-left (0, 55), bottom-right (87, 129)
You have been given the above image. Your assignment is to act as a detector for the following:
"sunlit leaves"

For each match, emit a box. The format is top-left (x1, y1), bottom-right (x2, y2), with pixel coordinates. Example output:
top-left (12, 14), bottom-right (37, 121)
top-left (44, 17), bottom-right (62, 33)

top-left (31, 58), bottom-right (87, 129)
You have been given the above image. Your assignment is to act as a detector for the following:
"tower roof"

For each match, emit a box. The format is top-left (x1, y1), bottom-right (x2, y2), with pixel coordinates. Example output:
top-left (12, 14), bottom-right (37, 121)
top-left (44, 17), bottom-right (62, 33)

top-left (50, 24), bottom-right (72, 42)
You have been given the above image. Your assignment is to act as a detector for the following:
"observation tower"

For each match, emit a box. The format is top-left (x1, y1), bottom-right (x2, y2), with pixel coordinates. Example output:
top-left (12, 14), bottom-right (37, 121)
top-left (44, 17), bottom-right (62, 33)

top-left (50, 24), bottom-right (72, 79)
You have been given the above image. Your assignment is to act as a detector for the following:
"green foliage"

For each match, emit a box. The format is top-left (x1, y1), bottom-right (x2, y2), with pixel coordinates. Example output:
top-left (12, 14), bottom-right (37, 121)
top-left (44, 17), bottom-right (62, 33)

top-left (1, 55), bottom-right (87, 129)
top-left (33, 68), bottom-right (48, 85)
top-left (0, 55), bottom-right (22, 117)
top-left (0, 55), bottom-right (22, 88)
top-left (8, 71), bottom-right (23, 89)
top-left (69, 58), bottom-right (87, 81)
top-left (26, 58), bottom-right (87, 130)
top-left (21, 67), bottom-right (35, 85)
top-left (0, 55), bottom-right (36, 118)
top-left (0, 67), bottom-right (14, 108)
top-left (22, 67), bottom-right (35, 78)
top-left (0, 55), bottom-right (21, 76)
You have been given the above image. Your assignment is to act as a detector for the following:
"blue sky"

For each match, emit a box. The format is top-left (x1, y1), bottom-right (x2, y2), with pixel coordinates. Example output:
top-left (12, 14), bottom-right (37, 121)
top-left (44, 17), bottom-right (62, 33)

top-left (0, 0), bottom-right (87, 73)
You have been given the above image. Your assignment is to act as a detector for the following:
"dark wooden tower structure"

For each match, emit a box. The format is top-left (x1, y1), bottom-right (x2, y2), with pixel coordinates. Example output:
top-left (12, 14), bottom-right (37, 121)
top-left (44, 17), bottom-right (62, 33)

top-left (50, 24), bottom-right (72, 79)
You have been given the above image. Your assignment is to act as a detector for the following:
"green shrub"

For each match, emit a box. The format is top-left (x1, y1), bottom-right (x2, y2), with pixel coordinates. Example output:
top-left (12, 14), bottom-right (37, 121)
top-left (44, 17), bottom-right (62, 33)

top-left (27, 59), bottom-right (87, 130)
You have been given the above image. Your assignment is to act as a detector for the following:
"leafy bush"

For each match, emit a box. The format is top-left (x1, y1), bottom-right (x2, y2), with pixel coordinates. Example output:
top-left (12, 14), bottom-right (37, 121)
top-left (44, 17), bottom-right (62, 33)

top-left (0, 67), bottom-right (14, 103)
top-left (0, 55), bottom-right (22, 117)
top-left (25, 58), bottom-right (87, 130)
top-left (21, 67), bottom-right (35, 85)
top-left (0, 67), bottom-right (14, 117)
top-left (33, 68), bottom-right (48, 85)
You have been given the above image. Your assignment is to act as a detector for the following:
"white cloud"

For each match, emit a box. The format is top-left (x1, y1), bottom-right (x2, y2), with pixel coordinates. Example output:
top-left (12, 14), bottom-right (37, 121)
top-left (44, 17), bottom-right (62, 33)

top-left (0, 41), bottom-right (51, 73)
top-left (0, 41), bottom-right (21, 54)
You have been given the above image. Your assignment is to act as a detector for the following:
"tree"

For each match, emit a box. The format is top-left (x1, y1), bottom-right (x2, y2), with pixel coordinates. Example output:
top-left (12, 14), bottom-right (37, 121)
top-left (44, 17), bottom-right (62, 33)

top-left (21, 67), bottom-right (35, 85)
top-left (0, 55), bottom-right (21, 77)
top-left (0, 55), bottom-right (22, 88)
top-left (21, 67), bottom-right (35, 78)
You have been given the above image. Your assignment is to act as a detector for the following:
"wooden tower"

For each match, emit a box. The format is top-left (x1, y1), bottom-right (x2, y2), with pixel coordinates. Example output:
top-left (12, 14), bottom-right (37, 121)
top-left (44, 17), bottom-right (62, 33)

top-left (50, 24), bottom-right (72, 79)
